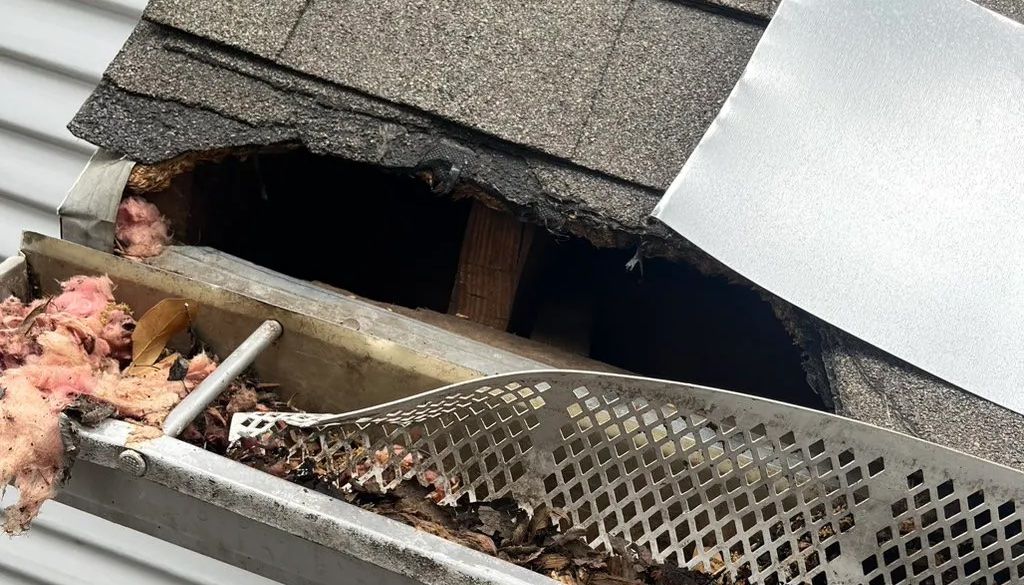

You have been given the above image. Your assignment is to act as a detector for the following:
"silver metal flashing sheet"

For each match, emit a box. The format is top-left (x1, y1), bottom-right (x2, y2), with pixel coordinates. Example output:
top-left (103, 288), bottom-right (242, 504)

top-left (653, 0), bottom-right (1024, 413)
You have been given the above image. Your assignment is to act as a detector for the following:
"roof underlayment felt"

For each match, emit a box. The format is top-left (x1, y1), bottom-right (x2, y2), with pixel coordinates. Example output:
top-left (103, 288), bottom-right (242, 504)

top-left (69, 0), bottom-right (1024, 469)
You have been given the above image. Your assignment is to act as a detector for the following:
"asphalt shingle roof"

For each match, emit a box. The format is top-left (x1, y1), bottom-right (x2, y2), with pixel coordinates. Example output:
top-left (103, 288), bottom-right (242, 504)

top-left (70, 0), bottom-right (772, 259)
top-left (68, 0), bottom-right (1024, 470)
top-left (144, 0), bottom-right (307, 56)
top-left (72, 0), bottom-right (768, 181)
top-left (573, 1), bottom-right (762, 187)
top-left (278, 0), bottom-right (635, 159)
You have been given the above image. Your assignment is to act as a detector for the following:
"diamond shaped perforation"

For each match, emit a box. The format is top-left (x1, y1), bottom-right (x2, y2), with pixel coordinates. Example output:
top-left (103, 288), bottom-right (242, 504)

top-left (325, 382), bottom-right (550, 504)
top-left (547, 386), bottom-right (870, 583)
top-left (237, 372), bottom-right (1024, 585)
top-left (308, 380), bottom-right (883, 584)
top-left (862, 470), bottom-right (1023, 585)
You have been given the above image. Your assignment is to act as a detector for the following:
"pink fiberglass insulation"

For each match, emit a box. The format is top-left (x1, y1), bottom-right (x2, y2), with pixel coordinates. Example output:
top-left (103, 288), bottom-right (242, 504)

top-left (115, 196), bottom-right (171, 258)
top-left (0, 276), bottom-right (214, 533)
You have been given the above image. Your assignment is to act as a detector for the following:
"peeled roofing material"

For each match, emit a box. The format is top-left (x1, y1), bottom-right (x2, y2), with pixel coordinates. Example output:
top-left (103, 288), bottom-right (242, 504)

top-left (654, 0), bottom-right (1024, 413)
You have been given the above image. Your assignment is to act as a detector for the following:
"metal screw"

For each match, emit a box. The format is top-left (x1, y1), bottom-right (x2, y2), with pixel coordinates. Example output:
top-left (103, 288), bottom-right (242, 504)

top-left (118, 450), bottom-right (147, 477)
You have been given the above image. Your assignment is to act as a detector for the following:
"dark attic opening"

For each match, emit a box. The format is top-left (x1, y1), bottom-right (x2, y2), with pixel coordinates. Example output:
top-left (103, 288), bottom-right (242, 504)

top-left (145, 148), bottom-right (824, 410)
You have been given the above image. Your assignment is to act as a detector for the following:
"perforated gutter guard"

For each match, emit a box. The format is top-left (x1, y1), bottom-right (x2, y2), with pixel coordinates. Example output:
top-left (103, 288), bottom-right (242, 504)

top-left (229, 371), bottom-right (1024, 584)
top-left (653, 0), bottom-right (1024, 414)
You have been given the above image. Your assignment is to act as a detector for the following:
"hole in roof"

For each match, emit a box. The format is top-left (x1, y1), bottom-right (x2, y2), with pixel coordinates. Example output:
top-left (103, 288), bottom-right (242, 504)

top-left (139, 147), bottom-right (824, 409)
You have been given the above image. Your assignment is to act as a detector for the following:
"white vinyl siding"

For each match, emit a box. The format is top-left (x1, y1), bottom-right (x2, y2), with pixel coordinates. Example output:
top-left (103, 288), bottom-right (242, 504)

top-left (0, 0), bottom-right (145, 257)
top-left (0, 4), bottom-right (282, 583)
top-left (1, 488), bottom-right (281, 585)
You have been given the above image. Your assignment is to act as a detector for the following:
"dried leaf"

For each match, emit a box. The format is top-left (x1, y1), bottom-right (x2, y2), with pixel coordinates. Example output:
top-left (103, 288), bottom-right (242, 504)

top-left (217, 425), bottom-right (725, 585)
top-left (589, 574), bottom-right (644, 585)
top-left (462, 531), bottom-right (499, 556)
top-left (654, 565), bottom-right (715, 585)
top-left (15, 299), bottom-right (50, 336)
top-left (500, 544), bottom-right (544, 564)
top-left (609, 535), bottom-right (632, 557)
top-left (129, 299), bottom-right (195, 372)
top-left (205, 407), bottom-right (227, 426)
top-left (477, 506), bottom-right (514, 539)
top-left (549, 573), bottom-right (581, 585)
top-left (551, 526), bottom-right (589, 546)
top-left (569, 547), bottom-right (610, 570)
top-left (536, 553), bottom-right (571, 571)
top-left (511, 519), bottom-right (530, 545)
top-left (527, 503), bottom-right (551, 541)
top-left (226, 387), bottom-right (259, 414)
top-left (606, 555), bottom-right (639, 580)
top-left (129, 352), bottom-right (182, 379)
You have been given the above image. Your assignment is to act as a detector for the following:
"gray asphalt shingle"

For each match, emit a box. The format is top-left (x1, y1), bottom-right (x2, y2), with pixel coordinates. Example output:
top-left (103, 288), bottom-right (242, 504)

top-left (71, 21), bottom-right (672, 256)
top-left (976, 0), bottom-right (1024, 22)
top-left (79, 0), bottom-right (768, 194)
top-left (819, 327), bottom-right (1024, 472)
top-left (706, 0), bottom-right (776, 19)
top-left (573, 0), bottom-right (763, 188)
top-left (278, 0), bottom-right (633, 158)
top-left (144, 0), bottom-right (307, 56)
top-left (130, 0), bottom-right (766, 190)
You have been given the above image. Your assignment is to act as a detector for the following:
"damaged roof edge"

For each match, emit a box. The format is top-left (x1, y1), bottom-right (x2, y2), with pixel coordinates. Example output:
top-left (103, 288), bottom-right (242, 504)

top-left (70, 75), bottom-right (713, 267)
top-left (134, 0), bottom-right (765, 189)
top-left (66, 0), bottom-right (1015, 473)
top-left (69, 80), bottom-right (856, 417)
top-left (64, 48), bottom-right (844, 422)
top-left (69, 81), bottom-right (659, 249)
top-left (65, 12), bottom-right (758, 269)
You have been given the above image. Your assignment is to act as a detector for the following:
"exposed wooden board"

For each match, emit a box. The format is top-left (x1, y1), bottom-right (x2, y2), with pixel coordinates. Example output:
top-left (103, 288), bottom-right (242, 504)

top-left (22, 233), bottom-right (490, 414)
top-left (311, 279), bottom-right (624, 373)
top-left (406, 307), bottom-right (624, 373)
top-left (449, 202), bottom-right (534, 331)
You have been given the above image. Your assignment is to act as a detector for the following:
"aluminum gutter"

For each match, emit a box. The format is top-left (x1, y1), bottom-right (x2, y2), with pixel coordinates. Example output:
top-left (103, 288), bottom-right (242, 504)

top-left (65, 418), bottom-right (555, 585)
